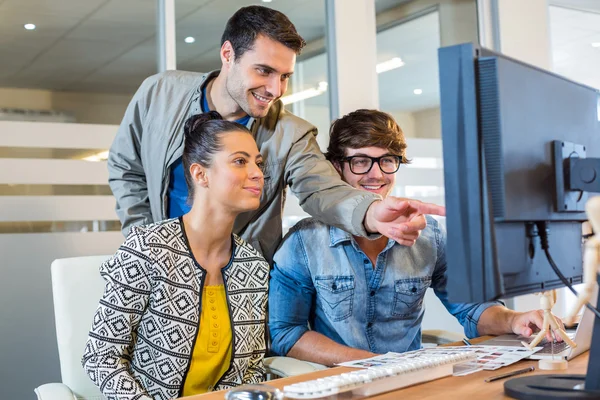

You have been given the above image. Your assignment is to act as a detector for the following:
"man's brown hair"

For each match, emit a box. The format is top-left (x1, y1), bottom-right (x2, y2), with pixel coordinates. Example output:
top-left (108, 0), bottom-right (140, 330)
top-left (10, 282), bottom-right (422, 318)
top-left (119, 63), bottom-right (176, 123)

top-left (222, 6), bottom-right (306, 59)
top-left (326, 109), bottom-right (409, 164)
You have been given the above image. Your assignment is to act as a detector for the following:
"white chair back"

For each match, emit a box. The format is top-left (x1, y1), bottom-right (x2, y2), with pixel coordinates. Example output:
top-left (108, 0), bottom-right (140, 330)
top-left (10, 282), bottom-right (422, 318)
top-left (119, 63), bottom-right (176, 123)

top-left (50, 255), bottom-right (112, 399)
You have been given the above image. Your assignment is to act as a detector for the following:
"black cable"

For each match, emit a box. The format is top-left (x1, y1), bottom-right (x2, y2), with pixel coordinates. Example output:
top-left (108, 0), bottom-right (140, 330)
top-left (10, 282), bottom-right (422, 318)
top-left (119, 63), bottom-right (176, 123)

top-left (536, 221), bottom-right (600, 320)
top-left (544, 247), bottom-right (600, 320)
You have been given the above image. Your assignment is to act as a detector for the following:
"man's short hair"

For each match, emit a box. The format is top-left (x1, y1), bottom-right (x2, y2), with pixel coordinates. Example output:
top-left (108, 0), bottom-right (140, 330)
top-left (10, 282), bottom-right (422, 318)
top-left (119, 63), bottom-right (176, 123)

top-left (222, 6), bottom-right (306, 59)
top-left (326, 109), bottom-right (409, 163)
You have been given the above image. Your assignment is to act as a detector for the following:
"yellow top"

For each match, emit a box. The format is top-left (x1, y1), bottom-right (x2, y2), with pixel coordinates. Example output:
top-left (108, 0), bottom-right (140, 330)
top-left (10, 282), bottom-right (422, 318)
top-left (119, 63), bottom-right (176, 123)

top-left (182, 285), bottom-right (232, 396)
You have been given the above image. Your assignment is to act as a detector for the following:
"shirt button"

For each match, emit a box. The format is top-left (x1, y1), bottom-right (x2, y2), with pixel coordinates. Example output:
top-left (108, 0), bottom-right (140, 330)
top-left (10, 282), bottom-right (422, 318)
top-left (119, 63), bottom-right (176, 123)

top-left (212, 341), bottom-right (218, 346)
top-left (211, 307), bottom-right (216, 311)
top-left (208, 291), bottom-right (214, 296)
top-left (331, 284), bottom-right (337, 290)
top-left (209, 299), bottom-right (215, 303)
top-left (212, 332), bottom-right (218, 338)
top-left (212, 314), bottom-right (218, 319)
top-left (213, 323), bottom-right (219, 328)
top-left (363, 259), bottom-right (369, 264)
top-left (411, 287), bottom-right (418, 293)
top-left (367, 322), bottom-right (373, 328)
top-left (208, 385), bottom-right (213, 391)
top-left (370, 290), bottom-right (375, 297)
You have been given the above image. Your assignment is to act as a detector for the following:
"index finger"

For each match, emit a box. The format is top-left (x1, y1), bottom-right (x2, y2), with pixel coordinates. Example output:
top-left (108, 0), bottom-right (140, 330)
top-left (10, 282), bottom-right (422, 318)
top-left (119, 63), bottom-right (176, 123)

top-left (411, 201), bottom-right (446, 216)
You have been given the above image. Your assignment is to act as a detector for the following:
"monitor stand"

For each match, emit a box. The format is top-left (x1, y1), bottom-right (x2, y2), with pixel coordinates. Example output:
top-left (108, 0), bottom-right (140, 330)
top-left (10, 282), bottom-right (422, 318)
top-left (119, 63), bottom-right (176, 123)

top-left (504, 276), bottom-right (600, 399)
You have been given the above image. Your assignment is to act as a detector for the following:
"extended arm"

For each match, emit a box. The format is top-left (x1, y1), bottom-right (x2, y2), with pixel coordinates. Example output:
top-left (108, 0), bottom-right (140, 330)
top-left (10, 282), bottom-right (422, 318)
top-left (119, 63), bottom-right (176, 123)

top-left (269, 231), bottom-right (376, 366)
top-left (286, 131), bottom-right (444, 244)
top-left (287, 331), bottom-right (376, 367)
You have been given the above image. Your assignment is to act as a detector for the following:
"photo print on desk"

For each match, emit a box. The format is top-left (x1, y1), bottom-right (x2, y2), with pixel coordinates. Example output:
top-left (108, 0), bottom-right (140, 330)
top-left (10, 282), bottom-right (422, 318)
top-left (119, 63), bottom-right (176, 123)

top-left (337, 345), bottom-right (541, 376)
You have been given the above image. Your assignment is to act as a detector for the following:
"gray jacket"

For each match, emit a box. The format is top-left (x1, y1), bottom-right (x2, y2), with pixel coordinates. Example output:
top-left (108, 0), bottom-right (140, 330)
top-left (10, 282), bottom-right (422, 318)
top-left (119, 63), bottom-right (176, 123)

top-left (108, 70), bottom-right (379, 262)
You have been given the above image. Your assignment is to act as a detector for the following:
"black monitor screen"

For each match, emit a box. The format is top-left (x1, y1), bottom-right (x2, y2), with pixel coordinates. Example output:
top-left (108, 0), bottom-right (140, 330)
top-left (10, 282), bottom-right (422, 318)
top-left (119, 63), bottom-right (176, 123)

top-left (438, 43), bottom-right (600, 303)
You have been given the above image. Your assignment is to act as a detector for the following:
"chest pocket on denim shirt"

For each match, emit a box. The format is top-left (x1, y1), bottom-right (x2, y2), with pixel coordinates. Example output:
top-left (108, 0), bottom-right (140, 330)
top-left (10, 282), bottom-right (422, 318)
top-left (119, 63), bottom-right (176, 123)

top-left (392, 277), bottom-right (431, 318)
top-left (315, 276), bottom-right (354, 322)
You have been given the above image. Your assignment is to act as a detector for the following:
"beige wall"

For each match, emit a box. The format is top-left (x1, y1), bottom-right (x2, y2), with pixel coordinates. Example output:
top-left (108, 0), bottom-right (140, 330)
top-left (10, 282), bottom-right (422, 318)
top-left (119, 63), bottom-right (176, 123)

top-left (389, 107), bottom-right (441, 140)
top-left (389, 111), bottom-right (417, 138)
top-left (0, 87), bottom-right (133, 125)
top-left (377, 0), bottom-right (478, 46)
top-left (413, 107), bottom-right (441, 138)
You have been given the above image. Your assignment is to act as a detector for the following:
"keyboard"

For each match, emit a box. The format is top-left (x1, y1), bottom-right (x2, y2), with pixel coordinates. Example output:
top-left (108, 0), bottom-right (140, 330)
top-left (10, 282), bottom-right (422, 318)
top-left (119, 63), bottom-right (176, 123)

top-left (535, 340), bottom-right (571, 354)
top-left (282, 351), bottom-right (476, 399)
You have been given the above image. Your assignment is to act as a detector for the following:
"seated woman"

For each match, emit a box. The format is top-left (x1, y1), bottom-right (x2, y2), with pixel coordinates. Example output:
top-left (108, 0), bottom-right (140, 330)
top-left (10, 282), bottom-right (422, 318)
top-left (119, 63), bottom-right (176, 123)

top-left (82, 111), bottom-right (268, 400)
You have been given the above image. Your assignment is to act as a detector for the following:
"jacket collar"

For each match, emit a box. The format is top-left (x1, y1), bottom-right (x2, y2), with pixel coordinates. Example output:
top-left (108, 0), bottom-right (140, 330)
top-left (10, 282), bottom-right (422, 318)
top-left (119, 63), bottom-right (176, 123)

top-left (329, 225), bottom-right (396, 252)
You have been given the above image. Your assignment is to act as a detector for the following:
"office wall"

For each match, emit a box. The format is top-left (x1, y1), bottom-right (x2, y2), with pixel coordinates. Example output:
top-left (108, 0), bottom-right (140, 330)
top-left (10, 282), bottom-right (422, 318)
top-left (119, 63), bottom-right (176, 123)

top-left (0, 121), bottom-right (122, 399)
top-left (377, 0), bottom-right (478, 46)
top-left (0, 87), bottom-right (132, 124)
top-left (413, 107), bottom-right (441, 139)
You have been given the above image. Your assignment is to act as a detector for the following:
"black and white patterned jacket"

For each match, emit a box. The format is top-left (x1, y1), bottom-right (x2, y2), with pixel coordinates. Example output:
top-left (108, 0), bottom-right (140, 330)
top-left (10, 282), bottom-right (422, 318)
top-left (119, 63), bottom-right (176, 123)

top-left (82, 218), bottom-right (270, 400)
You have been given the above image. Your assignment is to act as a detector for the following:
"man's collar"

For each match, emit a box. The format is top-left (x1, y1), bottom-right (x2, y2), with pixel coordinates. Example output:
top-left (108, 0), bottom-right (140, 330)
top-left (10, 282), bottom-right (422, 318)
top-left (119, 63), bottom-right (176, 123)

top-left (329, 225), bottom-right (396, 252)
top-left (329, 225), bottom-right (353, 247)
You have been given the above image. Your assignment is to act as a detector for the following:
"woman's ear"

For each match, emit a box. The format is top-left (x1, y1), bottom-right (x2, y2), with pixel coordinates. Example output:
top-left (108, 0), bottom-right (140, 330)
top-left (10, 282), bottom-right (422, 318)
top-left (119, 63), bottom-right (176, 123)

top-left (190, 163), bottom-right (209, 188)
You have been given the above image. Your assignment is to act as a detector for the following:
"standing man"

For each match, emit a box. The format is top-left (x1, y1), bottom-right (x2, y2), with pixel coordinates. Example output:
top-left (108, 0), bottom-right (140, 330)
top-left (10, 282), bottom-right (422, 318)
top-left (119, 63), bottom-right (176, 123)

top-left (108, 5), bottom-right (443, 262)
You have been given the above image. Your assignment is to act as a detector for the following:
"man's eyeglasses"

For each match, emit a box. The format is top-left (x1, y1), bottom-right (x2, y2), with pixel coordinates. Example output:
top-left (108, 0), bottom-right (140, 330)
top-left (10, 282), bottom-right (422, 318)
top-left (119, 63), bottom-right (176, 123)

top-left (341, 155), bottom-right (403, 175)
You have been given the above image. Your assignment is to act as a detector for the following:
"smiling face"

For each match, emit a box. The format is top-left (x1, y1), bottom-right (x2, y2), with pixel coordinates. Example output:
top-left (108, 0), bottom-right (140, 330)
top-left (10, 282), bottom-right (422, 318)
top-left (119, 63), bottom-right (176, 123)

top-left (335, 147), bottom-right (397, 199)
top-left (193, 131), bottom-right (265, 213)
top-left (223, 34), bottom-right (296, 118)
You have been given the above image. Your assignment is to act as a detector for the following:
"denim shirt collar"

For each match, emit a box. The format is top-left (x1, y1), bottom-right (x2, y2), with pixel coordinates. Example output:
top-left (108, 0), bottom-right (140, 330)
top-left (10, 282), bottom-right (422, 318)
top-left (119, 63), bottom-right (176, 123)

top-left (328, 225), bottom-right (396, 253)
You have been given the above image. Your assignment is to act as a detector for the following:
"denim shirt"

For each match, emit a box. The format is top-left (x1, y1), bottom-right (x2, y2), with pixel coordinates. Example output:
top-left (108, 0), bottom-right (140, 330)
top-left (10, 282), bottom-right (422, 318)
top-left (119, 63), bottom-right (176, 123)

top-left (268, 216), bottom-right (502, 356)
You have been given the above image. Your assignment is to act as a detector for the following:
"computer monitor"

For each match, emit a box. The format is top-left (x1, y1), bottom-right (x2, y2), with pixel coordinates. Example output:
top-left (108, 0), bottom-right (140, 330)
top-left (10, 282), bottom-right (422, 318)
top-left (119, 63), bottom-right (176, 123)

top-left (438, 42), bottom-right (600, 398)
top-left (439, 43), bottom-right (600, 304)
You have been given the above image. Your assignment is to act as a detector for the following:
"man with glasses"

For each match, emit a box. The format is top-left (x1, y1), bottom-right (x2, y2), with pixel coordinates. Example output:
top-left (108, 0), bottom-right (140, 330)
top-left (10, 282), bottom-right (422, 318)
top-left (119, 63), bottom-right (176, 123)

top-left (269, 109), bottom-right (552, 365)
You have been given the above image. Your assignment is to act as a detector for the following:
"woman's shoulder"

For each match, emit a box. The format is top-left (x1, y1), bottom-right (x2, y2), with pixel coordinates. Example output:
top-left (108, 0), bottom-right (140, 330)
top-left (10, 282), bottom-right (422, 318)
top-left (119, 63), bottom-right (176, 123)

top-left (130, 217), bottom-right (180, 234)
top-left (233, 234), bottom-right (269, 266)
top-left (126, 218), bottom-right (184, 248)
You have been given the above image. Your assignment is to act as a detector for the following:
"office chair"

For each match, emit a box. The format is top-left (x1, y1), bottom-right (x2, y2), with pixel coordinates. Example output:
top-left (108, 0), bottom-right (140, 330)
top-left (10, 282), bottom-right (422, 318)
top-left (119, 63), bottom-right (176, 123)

top-left (34, 255), bottom-right (321, 400)
top-left (34, 255), bottom-right (111, 400)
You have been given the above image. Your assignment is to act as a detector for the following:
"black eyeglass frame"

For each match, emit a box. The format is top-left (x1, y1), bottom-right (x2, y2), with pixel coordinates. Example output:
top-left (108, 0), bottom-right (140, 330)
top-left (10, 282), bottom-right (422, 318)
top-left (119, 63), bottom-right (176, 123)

top-left (341, 155), bottom-right (404, 175)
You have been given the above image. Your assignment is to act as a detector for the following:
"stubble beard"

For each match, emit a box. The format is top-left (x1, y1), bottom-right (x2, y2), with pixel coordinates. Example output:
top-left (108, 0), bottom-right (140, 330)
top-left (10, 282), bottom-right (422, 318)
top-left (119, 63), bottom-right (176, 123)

top-left (225, 74), bottom-right (263, 119)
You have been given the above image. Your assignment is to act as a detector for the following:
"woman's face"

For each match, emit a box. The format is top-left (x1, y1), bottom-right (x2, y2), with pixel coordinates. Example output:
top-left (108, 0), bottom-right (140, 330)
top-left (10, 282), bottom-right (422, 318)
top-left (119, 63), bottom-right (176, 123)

top-left (199, 131), bottom-right (264, 213)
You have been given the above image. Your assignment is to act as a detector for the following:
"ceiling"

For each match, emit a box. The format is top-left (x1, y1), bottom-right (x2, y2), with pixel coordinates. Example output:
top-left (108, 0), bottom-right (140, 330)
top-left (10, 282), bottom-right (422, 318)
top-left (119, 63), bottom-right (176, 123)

top-left (550, 0), bottom-right (600, 13)
top-left (0, 0), bottom-right (409, 94)
top-left (549, 4), bottom-right (600, 91)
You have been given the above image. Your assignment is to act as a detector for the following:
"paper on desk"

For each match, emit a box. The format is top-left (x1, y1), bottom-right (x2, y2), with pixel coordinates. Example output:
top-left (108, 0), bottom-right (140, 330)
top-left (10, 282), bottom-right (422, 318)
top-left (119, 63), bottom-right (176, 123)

top-left (336, 347), bottom-right (475, 368)
top-left (457, 345), bottom-right (542, 370)
top-left (336, 345), bottom-right (541, 372)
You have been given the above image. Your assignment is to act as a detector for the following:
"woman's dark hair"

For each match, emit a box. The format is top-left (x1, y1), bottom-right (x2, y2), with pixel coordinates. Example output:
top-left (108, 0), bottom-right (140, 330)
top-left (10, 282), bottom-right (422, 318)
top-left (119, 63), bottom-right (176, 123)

top-left (183, 111), bottom-right (251, 199)
top-left (221, 5), bottom-right (306, 59)
top-left (325, 109), bottom-right (410, 165)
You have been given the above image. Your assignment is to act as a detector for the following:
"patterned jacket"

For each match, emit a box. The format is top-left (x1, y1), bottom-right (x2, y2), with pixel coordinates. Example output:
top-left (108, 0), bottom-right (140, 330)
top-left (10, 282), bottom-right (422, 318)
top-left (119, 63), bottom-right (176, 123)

top-left (82, 218), bottom-right (269, 400)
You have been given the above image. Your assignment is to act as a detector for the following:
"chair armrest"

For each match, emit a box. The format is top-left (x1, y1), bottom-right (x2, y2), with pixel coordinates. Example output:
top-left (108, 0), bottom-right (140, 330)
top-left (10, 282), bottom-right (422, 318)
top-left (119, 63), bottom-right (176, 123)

top-left (34, 383), bottom-right (78, 400)
top-left (264, 356), bottom-right (328, 377)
